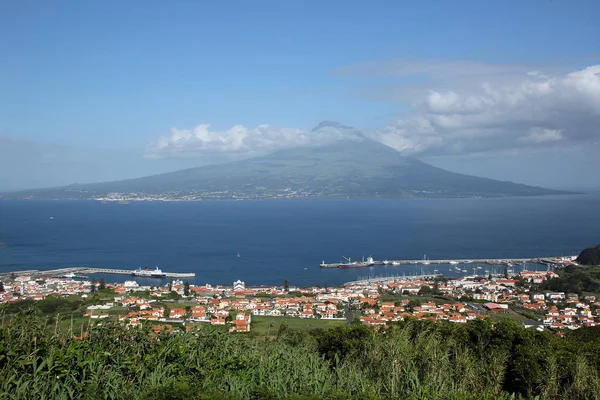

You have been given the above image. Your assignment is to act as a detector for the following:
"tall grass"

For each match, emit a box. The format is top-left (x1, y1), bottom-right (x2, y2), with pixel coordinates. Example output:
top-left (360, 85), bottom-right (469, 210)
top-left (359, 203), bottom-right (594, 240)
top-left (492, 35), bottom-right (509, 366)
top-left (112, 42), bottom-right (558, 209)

top-left (1, 314), bottom-right (600, 399)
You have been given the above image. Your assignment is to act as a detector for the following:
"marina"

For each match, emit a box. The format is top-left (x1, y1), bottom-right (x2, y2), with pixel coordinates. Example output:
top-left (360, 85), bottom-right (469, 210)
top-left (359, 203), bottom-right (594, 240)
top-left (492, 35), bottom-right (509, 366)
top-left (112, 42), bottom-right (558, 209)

top-left (319, 256), bottom-right (577, 269)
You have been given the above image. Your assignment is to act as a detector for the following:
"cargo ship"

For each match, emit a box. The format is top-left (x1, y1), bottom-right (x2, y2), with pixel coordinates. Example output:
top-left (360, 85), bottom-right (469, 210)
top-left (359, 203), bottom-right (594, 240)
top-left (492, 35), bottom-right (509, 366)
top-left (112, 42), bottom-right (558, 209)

top-left (132, 266), bottom-right (166, 278)
top-left (338, 256), bottom-right (374, 269)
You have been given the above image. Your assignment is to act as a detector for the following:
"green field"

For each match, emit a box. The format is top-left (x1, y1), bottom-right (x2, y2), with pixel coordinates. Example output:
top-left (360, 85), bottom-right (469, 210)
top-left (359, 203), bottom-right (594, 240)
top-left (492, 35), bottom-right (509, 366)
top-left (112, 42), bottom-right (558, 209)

top-left (491, 311), bottom-right (529, 323)
top-left (251, 316), bottom-right (346, 337)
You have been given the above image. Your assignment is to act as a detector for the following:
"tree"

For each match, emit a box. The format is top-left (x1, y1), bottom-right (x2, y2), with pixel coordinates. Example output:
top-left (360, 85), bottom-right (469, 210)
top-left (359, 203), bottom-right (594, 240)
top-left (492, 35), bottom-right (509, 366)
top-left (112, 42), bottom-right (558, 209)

top-left (433, 280), bottom-right (440, 295)
top-left (577, 244), bottom-right (600, 265)
top-left (98, 277), bottom-right (106, 291)
top-left (90, 277), bottom-right (97, 294)
top-left (0, 280), bottom-right (4, 292)
top-left (183, 281), bottom-right (190, 296)
top-left (284, 279), bottom-right (289, 293)
top-left (419, 285), bottom-right (433, 295)
top-left (168, 278), bottom-right (173, 291)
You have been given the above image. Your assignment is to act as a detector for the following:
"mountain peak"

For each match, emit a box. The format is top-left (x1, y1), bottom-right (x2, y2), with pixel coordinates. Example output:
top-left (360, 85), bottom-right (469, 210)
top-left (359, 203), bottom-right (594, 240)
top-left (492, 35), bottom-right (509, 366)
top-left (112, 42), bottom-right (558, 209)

top-left (311, 120), bottom-right (353, 132)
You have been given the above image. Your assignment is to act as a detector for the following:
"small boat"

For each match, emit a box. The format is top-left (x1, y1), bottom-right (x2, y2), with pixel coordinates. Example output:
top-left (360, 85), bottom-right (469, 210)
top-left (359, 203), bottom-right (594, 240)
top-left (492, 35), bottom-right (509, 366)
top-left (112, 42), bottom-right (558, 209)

top-left (237, 252), bottom-right (240, 257)
top-left (62, 272), bottom-right (77, 279)
top-left (49, 217), bottom-right (54, 220)
top-left (423, 254), bottom-right (430, 265)
top-left (449, 261), bottom-right (459, 265)
top-left (391, 261), bottom-right (400, 266)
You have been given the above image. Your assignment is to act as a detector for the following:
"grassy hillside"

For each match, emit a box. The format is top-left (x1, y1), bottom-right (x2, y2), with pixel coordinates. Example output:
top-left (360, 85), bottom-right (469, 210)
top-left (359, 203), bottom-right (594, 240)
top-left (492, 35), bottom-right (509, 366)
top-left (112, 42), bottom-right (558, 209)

top-left (2, 311), bottom-right (600, 399)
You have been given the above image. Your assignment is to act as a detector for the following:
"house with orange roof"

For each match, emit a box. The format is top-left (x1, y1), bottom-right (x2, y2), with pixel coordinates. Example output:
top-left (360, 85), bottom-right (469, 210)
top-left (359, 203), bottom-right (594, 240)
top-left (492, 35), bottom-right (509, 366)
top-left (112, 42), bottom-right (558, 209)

top-left (230, 319), bottom-right (250, 332)
top-left (169, 308), bottom-right (186, 319)
top-left (448, 314), bottom-right (467, 323)
top-left (268, 308), bottom-right (283, 317)
top-left (190, 306), bottom-right (209, 322)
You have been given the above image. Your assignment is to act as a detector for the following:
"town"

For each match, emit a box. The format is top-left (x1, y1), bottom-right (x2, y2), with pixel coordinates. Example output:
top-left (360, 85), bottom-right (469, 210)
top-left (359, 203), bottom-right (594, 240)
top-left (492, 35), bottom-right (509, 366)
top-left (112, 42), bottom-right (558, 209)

top-left (1, 265), bottom-right (596, 336)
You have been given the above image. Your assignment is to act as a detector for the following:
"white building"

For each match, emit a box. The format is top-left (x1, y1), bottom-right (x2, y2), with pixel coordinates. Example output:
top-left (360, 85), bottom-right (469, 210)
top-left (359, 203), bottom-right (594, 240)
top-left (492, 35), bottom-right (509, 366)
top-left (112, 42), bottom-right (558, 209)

top-left (233, 280), bottom-right (245, 292)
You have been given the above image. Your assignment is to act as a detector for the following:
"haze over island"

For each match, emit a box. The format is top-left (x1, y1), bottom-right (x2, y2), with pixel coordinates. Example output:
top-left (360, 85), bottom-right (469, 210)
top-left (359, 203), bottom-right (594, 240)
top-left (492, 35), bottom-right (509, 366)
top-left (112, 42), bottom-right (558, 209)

top-left (0, 2), bottom-right (599, 193)
top-left (1, 121), bottom-right (568, 200)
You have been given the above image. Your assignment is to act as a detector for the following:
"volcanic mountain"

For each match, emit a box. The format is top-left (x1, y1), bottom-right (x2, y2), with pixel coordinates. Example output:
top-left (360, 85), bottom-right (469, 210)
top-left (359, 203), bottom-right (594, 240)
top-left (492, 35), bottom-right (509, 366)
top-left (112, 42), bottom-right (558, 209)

top-left (1, 123), bottom-right (566, 200)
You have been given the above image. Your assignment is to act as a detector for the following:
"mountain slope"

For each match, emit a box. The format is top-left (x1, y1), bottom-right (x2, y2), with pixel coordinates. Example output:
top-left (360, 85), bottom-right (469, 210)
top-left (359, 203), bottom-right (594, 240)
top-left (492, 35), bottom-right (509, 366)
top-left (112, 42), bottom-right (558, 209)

top-left (1, 136), bottom-right (567, 200)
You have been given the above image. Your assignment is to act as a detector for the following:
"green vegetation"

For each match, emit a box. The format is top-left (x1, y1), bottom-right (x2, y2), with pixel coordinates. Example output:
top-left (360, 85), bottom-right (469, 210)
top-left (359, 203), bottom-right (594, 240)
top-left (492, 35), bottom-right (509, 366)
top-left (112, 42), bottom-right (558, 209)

top-left (251, 316), bottom-right (345, 338)
top-left (577, 244), bottom-right (600, 266)
top-left (540, 265), bottom-right (600, 294)
top-left (2, 309), bottom-right (600, 399)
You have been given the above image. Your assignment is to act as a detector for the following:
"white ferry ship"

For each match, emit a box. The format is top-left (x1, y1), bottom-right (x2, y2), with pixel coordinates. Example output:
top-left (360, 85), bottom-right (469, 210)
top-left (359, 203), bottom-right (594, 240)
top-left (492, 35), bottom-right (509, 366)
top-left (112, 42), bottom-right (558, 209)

top-left (132, 266), bottom-right (166, 278)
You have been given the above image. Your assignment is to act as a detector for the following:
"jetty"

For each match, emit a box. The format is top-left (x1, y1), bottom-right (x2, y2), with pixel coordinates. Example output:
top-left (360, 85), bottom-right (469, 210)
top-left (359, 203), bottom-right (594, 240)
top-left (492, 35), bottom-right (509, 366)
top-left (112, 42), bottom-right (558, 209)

top-left (0, 266), bottom-right (195, 279)
top-left (344, 274), bottom-right (443, 286)
top-left (320, 256), bottom-right (577, 268)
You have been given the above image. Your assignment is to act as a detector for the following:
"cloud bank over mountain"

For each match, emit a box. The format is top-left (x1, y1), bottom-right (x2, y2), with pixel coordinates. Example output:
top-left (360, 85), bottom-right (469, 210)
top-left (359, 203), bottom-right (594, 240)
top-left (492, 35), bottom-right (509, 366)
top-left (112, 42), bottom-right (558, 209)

top-left (146, 121), bottom-right (364, 159)
top-left (146, 63), bottom-right (600, 160)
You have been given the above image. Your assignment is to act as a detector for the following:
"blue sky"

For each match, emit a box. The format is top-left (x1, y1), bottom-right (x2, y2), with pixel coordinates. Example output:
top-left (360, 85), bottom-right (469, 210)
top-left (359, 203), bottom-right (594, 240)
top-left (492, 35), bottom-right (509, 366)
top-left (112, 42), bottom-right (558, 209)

top-left (1, 1), bottom-right (599, 190)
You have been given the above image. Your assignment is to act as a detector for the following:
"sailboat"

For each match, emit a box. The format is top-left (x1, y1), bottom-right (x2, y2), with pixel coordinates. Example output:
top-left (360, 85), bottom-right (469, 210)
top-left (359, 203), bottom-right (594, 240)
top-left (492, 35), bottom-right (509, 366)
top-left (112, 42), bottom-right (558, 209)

top-left (423, 254), bottom-right (430, 265)
top-left (237, 252), bottom-right (240, 257)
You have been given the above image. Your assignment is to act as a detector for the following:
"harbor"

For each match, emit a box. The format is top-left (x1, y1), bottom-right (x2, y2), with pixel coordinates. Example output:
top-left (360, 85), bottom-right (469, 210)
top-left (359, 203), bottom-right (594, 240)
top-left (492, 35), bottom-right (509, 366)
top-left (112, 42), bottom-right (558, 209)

top-left (0, 266), bottom-right (195, 280)
top-left (319, 255), bottom-right (577, 269)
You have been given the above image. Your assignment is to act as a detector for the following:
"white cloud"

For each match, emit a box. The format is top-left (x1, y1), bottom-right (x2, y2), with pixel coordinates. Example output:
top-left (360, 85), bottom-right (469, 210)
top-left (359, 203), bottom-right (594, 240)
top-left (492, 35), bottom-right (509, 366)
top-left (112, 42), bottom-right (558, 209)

top-left (146, 122), bottom-right (363, 159)
top-left (146, 62), bottom-right (600, 159)
top-left (368, 64), bottom-right (600, 156)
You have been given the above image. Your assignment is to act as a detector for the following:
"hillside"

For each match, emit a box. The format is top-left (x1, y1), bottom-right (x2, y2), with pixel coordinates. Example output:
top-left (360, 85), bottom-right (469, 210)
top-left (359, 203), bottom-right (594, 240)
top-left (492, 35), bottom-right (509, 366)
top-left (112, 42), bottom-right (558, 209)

top-left (577, 244), bottom-right (600, 265)
top-left (1, 311), bottom-right (600, 399)
top-left (1, 124), bottom-right (567, 200)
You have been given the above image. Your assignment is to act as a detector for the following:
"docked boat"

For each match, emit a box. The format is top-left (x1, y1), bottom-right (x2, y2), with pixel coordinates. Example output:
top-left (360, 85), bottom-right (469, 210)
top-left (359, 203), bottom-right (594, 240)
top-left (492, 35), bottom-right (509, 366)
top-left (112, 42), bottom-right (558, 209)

top-left (337, 256), bottom-right (375, 268)
top-left (132, 266), bottom-right (166, 278)
top-left (449, 261), bottom-right (459, 265)
top-left (423, 254), bottom-right (430, 265)
top-left (338, 262), bottom-right (364, 268)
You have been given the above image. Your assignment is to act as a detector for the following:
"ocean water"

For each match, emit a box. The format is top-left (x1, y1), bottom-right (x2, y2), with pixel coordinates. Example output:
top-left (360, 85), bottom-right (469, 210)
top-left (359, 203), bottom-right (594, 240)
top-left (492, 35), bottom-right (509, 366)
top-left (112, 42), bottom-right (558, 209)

top-left (0, 196), bottom-right (599, 287)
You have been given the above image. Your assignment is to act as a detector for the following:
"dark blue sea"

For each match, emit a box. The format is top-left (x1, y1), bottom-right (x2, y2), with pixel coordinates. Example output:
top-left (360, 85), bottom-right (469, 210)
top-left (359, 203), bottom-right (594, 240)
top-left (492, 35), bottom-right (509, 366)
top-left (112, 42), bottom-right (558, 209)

top-left (0, 196), bottom-right (599, 287)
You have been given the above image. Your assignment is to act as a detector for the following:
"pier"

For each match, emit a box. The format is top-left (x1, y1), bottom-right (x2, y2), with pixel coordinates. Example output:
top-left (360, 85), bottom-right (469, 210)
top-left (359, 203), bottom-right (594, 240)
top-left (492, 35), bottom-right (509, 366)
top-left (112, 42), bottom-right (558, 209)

top-left (344, 274), bottom-right (443, 286)
top-left (0, 266), bottom-right (195, 279)
top-left (320, 256), bottom-right (576, 268)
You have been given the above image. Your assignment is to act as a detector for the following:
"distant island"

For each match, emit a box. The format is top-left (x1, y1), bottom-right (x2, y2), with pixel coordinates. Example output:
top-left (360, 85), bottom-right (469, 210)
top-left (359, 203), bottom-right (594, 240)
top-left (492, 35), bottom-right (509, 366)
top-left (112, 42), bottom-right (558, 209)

top-left (1, 122), bottom-right (569, 201)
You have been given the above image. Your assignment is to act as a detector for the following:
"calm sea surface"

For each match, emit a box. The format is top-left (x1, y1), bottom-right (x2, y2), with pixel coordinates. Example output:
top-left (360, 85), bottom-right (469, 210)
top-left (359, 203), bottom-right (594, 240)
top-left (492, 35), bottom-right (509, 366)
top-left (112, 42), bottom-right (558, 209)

top-left (0, 196), bottom-right (599, 287)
